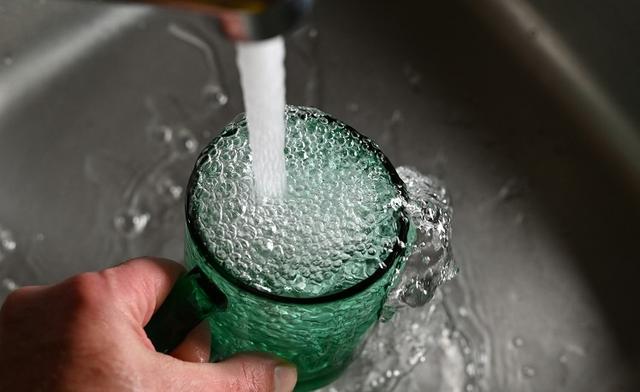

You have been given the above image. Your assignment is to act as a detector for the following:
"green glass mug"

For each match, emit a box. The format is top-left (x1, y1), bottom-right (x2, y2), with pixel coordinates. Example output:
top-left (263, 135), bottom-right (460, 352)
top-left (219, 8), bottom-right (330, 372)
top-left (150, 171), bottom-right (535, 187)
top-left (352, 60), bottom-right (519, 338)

top-left (145, 106), bottom-right (413, 391)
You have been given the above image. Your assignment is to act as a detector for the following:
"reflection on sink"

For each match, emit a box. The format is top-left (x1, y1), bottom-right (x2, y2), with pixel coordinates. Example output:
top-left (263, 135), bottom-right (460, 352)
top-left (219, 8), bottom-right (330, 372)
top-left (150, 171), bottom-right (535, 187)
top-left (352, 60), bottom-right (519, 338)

top-left (1, 0), bottom-right (639, 390)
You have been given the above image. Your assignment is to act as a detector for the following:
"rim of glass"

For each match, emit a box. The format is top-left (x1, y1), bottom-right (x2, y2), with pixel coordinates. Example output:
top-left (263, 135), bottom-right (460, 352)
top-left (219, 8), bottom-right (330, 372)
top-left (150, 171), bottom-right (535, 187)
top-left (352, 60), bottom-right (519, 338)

top-left (185, 108), bottom-right (410, 305)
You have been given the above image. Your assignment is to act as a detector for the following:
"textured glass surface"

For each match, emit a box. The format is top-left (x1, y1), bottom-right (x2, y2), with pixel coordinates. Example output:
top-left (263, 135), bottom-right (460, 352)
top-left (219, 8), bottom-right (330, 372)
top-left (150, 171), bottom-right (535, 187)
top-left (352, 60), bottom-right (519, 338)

top-left (186, 231), bottom-right (405, 391)
top-left (186, 106), bottom-right (410, 390)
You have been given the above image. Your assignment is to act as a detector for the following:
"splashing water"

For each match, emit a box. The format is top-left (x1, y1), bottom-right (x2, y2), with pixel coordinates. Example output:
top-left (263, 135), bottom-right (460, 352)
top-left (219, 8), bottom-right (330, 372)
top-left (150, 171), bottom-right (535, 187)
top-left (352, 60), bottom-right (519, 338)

top-left (317, 168), bottom-right (486, 392)
top-left (236, 36), bottom-right (287, 199)
top-left (385, 166), bottom-right (457, 312)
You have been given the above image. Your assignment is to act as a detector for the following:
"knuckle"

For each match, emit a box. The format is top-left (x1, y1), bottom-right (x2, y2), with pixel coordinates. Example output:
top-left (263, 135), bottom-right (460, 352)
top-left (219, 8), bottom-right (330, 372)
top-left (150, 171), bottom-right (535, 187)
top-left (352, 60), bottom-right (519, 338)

top-left (0, 287), bottom-right (33, 323)
top-left (62, 272), bottom-right (109, 313)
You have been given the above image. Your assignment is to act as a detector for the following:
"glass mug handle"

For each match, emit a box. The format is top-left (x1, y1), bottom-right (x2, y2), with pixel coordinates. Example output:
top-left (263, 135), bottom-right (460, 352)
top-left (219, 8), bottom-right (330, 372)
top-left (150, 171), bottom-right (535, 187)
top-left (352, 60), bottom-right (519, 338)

top-left (144, 267), bottom-right (228, 354)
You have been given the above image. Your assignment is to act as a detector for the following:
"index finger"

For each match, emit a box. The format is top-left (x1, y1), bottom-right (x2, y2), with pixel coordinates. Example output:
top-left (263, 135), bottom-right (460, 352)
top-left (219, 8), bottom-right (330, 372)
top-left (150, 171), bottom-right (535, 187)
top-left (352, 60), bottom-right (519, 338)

top-left (104, 257), bottom-right (185, 326)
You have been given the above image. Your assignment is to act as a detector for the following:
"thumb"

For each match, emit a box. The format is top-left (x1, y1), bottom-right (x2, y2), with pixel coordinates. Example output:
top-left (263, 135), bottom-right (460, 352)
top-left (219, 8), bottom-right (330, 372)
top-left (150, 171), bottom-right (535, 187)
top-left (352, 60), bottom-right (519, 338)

top-left (159, 353), bottom-right (297, 392)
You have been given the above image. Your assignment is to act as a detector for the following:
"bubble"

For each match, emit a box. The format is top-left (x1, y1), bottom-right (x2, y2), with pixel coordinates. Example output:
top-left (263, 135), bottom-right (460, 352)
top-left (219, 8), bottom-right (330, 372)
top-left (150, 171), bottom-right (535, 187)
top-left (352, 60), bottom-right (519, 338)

top-left (496, 178), bottom-right (526, 202)
top-left (202, 84), bottom-right (229, 109)
top-left (521, 365), bottom-right (536, 377)
top-left (1, 278), bottom-right (18, 292)
top-left (402, 63), bottom-right (423, 90)
top-left (0, 225), bottom-right (17, 262)
top-left (172, 127), bottom-right (199, 155)
top-left (512, 337), bottom-right (524, 347)
top-left (113, 208), bottom-right (150, 238)
top-left (149, 125), bottom-right (173, 144)
top-left (307, 27), bottom-right (319, 39)
top-left (155, 176), bottom-right (184, 202)
top-left (0, 229), bottom-right (16, 251)
top-left (465, 363), bottom-right (476, 376)
top-left (400, 275), bottom-right (437, 307)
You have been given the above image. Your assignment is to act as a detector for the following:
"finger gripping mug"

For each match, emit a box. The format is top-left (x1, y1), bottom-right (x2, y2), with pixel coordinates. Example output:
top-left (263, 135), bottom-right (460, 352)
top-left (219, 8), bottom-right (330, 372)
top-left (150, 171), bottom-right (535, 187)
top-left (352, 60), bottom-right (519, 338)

top-left (145, 106), bottom-right (414, 391)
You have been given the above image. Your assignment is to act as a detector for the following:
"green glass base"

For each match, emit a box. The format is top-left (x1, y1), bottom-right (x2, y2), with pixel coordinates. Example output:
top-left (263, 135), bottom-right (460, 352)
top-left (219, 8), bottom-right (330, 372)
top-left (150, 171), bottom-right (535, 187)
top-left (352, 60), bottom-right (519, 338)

top-left (294, 368), bottom-right (344, 392)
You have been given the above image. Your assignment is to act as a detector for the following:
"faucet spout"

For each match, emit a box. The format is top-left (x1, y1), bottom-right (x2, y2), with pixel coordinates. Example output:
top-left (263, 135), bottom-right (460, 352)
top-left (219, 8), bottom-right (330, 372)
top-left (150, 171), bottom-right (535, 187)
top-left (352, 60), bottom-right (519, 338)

top-left (108, 0), bottom-right (313, 41)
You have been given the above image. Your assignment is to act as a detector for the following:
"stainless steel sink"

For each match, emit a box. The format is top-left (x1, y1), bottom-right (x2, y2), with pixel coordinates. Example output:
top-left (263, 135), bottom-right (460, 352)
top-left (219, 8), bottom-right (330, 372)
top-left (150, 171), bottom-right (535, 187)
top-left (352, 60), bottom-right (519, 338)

top-left (1, 0), bottom-right (639, 390)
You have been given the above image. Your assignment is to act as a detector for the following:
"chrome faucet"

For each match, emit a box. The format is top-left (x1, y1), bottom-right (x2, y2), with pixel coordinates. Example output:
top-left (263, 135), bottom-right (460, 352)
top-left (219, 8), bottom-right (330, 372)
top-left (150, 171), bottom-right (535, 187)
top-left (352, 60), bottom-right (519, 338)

top-left (109, 0), bottom-right (313, 41)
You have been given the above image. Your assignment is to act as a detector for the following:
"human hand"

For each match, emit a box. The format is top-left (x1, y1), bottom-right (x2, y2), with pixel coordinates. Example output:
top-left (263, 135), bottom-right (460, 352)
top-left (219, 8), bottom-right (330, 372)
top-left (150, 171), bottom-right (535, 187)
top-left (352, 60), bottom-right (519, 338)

top-left (0, 257), bottom-right (297, 391)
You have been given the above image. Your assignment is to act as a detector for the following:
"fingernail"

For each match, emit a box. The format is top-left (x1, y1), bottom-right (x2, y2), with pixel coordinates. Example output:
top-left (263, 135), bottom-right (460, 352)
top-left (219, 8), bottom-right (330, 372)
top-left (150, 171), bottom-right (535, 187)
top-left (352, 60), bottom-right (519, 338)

top-left (190, 322), bottom-right (212, 363)
top-left (274, 364), bottom-right (297, 392)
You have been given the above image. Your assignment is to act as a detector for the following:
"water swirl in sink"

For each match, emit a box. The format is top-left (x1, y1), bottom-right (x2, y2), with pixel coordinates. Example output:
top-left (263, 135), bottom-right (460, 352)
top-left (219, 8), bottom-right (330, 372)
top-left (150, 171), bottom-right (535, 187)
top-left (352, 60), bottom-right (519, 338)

top-left (317, 166), bottom-right (489, 392)
top-left (317, 278), bottom-right (491, 392)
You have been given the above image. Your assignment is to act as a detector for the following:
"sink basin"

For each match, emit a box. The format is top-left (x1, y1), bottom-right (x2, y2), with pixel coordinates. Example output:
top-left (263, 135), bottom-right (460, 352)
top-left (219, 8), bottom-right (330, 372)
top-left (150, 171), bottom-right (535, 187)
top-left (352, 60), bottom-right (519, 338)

top-left (1, 0), bottom-right (639, 390)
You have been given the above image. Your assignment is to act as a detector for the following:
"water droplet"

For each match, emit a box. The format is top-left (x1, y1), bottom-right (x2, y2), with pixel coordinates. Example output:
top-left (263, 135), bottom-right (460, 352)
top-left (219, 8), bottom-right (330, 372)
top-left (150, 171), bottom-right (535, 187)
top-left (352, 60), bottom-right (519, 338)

top-left (380, 110), bottom-right (403, 147)
top-left (512, 336), bottom-right (524, 347)
top-left (172, 127), bottom-right (199, 155)
top-left (403, 63), bottom-right (422, 90)
top-left (0, 228), bottom-right (17, 252)
top-left (149, 125), bottom-right (173, 144)
top-left (346, 102), bottom-right (360, 112)
top-left (497, 178), bottom-right (526, 202)
top-left (390, 110), bottom-right (403, 129)
top-left (465, 363), bottom-right (476, 376)
top-left (155, 176), bottom-right (183, 202)
top-left (2, 278), bottom-right (19, 292)
top-left (0, 225), bottom-right (17, 262)
top-left (3, 55), bottom-right (13, 66)
top-left (203, 84), bottom-right (228, 109)
top-left (458, 306), bottom-right (469, 317)
top-left (113, 208), bottom-right (150, 238)
top-left (521, 365), bottom-right (536, 377)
